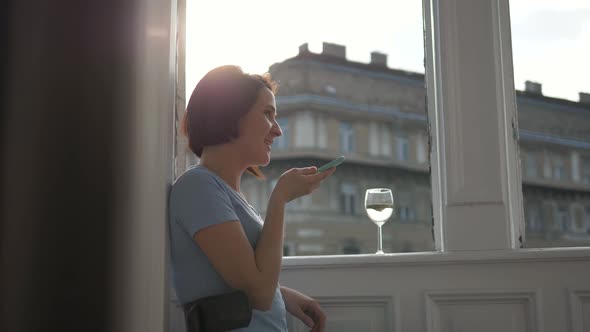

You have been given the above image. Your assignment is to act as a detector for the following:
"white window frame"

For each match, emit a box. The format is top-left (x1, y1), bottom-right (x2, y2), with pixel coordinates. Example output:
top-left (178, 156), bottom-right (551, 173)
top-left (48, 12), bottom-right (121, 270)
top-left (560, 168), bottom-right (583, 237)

top-left (422, 0), bottom-right (524, 251)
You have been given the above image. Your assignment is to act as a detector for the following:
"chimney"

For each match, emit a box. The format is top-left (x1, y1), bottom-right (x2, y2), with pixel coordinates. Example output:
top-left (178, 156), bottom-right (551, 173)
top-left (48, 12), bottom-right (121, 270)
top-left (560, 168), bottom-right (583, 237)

top-left (298, 43), bottom-right (310, 55)
top-left (322, 42), bottom-right (346, 59)
top-left (579, 92), bottom-right (590, 104)
top-left (524, 80), bottom-right (542, 95)
top-left (370, 51), bottom-right (387, 67)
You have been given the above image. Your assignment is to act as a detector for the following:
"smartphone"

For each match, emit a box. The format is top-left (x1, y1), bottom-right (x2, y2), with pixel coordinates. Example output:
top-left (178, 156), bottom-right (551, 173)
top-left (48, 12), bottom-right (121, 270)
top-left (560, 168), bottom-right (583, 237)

top-left (317, 156), bottom-right (345, 172)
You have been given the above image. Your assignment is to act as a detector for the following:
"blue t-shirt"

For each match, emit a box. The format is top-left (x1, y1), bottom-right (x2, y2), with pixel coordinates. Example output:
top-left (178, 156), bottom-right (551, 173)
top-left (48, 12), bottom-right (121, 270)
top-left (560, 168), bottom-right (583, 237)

top-left (168, 165), bottom-right (287, 332)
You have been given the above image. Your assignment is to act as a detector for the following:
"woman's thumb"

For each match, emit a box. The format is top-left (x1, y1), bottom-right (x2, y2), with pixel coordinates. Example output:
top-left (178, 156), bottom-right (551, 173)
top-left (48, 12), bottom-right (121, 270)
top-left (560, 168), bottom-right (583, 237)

top-left (299, 166), bottom-right (318, 175)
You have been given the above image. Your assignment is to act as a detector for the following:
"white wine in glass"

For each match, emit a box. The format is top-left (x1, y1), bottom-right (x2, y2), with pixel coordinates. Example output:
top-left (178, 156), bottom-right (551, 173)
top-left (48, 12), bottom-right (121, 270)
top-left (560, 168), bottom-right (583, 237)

top-left (365, 188), bottom-right (394, 254)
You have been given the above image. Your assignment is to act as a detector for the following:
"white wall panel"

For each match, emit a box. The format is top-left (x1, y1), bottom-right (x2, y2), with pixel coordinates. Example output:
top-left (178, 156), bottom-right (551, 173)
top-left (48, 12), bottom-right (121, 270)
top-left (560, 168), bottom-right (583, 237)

top-left (426, 291), bottom-right (539, 332)
top-left (569, 289), bottom-right (590, 332)
top-left (288, 296), bottom-right (395, 332)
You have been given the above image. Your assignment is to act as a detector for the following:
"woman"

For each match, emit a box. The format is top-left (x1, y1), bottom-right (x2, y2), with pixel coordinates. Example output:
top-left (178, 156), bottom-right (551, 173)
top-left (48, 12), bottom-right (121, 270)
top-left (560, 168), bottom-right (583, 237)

top-left (169, 65), bottom-right (335, 331)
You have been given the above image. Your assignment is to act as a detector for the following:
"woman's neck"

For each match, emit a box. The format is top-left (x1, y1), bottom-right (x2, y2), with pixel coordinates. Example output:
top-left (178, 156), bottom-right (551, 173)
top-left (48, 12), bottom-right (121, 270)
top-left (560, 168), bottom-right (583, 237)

top-left (199, 146), bottom-right (245, 192)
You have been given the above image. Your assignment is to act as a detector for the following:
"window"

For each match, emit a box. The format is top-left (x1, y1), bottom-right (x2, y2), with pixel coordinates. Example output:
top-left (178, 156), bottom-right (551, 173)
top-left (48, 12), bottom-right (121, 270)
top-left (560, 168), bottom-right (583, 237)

top-left (380, 124), bottom-right (392, 156)
top-left (283, 242), bottom-right (295, 256)
top-left (511, 3), bottom-right (590, 248)
top-left (185, 0), bottom-right (436, 257)
top-left (526, 206), bottom-right (543, 232)
top-left (555, 206), bottom-right (569, 232)
top-left (582, 157), bottom-right (590, 185)
top-left (553, 155), bottom-right (565, 180)
top-left (274, 117), bottom-right (289, 150)
top-left (339, 182), bottom-right (357, 215)
top-left (369, 122), bottom-right (392, 157)
top-left (396, 135), bottom-right (409, 161)
top-left (399, 205), bottom-right (415, 221)
top-left (585, 207), bottom-right (590, 234)
top-left (526, 152), bottom-right (537, 178)
top-left (341, 238), bottom-right (361, 255)
top-left (572, 206), bottom-right (585, 233)
top-left (339, 121), bottom-right (355, 153)
top-left (416, 134), bottom-right (427, 164)
top-left (295, 112), bottom-right (315, 148)
top-left (297, 243), bottom-right (324, 255)
top-left (542, 152), bottom-right (552, 179)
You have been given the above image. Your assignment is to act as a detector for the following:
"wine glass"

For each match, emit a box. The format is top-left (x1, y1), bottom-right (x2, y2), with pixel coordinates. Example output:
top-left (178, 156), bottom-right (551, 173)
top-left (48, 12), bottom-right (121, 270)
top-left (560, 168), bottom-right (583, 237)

top-left (365, 188), bottom-right (394, 254)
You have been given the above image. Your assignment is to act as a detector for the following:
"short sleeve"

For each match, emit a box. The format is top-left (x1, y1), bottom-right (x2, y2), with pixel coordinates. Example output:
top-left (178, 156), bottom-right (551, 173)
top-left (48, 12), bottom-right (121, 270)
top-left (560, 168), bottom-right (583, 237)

top-left (170, 170), bottom-right (239, 238)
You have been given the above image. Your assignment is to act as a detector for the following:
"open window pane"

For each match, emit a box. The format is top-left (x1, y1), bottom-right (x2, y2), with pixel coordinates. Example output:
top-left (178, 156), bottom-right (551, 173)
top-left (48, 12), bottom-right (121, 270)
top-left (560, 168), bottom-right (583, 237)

top-left (183, 0), bottom-right (434, 255)
top-left (509, 1), bottom-right (590, 247)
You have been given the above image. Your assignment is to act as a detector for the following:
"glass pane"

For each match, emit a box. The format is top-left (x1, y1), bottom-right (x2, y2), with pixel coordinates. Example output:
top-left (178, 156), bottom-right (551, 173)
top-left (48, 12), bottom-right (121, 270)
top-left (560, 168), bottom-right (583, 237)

top-left (184, 0), bottom-right (434, 255)
top-left (509, 1), bottom-right (590, 247)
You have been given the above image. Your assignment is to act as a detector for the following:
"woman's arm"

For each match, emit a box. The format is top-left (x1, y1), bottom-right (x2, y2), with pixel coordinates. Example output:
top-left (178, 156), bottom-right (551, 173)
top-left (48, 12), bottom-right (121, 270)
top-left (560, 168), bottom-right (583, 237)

top-left (194, 167), bottom-right (335, 311)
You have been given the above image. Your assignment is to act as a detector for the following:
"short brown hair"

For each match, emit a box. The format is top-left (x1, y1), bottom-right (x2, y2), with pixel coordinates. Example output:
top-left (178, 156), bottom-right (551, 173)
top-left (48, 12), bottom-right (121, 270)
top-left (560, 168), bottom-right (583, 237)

top-left (182, 65), bottom-right (278, 179)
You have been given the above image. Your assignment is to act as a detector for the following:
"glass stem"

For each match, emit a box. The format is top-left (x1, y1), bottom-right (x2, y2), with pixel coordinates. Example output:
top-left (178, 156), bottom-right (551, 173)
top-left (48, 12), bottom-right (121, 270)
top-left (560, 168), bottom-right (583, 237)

top-left (377, 225), bottom-right (383, 254)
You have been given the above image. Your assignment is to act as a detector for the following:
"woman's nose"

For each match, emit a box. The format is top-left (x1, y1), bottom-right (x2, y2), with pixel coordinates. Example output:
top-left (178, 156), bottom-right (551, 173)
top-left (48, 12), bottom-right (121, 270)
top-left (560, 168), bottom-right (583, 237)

top-left (272, 121), bottom-right (283, 137)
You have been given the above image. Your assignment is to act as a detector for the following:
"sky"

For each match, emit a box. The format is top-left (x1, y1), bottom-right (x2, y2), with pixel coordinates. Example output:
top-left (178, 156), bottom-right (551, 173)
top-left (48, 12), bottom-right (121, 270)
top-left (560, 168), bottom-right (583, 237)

top-left (186, 0), bottom-right (590, 102)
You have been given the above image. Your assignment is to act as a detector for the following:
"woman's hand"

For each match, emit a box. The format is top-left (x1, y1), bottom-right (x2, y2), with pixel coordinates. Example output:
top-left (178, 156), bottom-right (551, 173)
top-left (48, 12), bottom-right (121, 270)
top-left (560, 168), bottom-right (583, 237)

top-left (281, 287), bottom-right (326, 332)
top-left (271, 166), bottom-right (336, 204)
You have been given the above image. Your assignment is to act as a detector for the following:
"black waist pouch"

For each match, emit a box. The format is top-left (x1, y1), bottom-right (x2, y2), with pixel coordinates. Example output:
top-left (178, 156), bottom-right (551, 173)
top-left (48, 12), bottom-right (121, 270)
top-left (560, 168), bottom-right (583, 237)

top-left (183, 290), bottom-right (252, 332)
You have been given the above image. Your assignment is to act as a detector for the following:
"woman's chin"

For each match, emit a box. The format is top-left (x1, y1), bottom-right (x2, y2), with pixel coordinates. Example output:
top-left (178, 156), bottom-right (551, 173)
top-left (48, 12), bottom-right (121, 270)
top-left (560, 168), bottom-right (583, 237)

top-left (260, 154), bottom-right (271, 166)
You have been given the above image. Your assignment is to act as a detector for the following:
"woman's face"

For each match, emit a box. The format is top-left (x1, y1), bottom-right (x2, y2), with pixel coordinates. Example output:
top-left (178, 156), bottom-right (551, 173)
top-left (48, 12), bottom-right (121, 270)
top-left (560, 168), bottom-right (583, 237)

top-left (235, 87), bottom-right (282, 166)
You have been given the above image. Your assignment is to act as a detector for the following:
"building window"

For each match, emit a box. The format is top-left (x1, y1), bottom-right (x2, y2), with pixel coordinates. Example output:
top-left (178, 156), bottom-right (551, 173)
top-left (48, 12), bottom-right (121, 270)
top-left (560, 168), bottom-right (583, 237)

top-left (572, 206), bottom-right (585, 233)
top-left (555, 206), bottom-right (569, 232)
top-left (339, 182), bottom-right (357, 215)
top-left (416, 134), bottom-right (427, 164)
top-left (582, 157), bottom-right (590, 185)
top-left (399, 205), bottom-right (415, 221)
top-left (526, 206), bottom-right (542, 232)
top-left (342, 238), bottom-right (361, 255)
top-left (380, 124), bottom-right (392, 156)
top-left (368, 122), bottom-right (379, 156)
top-left (297, 243), bottom-right (324, 255)
top-left (339, 121), bottom-right (355, 153)
top-left (295, 112), bottom-right (315, 147)
top-left (584, 206), bottom-right (590, 234)
top-left (553, 155), bottom-right (565, 180)
top-left (274, 117), bottom-right (289, 150)
top-left (283, 242), bottom-right (295, 256)
top-left (543, 151), bottom-right (552, 179)
top-left (396, 135), bottom-right (409, 161)
top-left (526, 152), bottom-right (537, 178)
